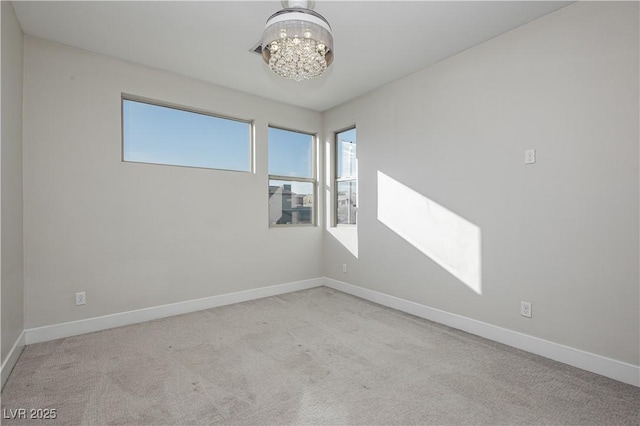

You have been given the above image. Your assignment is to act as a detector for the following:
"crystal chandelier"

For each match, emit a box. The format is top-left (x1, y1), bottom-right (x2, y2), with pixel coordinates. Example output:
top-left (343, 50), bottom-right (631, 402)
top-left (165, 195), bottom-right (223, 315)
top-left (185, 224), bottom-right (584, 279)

top-left (261, 0), bottom-right (334, 82)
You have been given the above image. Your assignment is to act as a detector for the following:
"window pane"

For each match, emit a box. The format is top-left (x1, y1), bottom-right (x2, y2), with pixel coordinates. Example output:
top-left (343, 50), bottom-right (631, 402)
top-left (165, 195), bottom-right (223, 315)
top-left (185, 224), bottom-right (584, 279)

top-left (268, 127), bottom-right (313, 178)
top-left (123, 99), bottom-right (251, 172)
top-left (337, 128), bottom-right (357, 179)
top-left (336, 127), bottom-right (357, 226)
top-left (269, 180), bottom-right (314, 225)
top-left (337, 180), bottom-right (357, 225)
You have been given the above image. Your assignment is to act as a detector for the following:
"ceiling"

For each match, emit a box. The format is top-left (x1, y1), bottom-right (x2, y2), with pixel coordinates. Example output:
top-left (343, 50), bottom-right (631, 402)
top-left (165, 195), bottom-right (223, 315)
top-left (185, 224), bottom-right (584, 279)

top-left (13, 1), bottom-right (572, 112)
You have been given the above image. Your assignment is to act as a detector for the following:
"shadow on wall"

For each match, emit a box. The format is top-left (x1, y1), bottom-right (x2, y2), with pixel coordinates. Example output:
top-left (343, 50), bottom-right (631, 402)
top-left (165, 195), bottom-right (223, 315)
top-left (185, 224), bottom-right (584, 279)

top-left (377, 171), bottom-right (482, 294)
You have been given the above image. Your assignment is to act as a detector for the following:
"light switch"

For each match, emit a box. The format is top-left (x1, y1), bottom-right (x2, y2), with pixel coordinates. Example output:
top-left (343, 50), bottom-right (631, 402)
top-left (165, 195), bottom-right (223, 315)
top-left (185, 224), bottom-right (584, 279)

top-left (525, 149), bottom-right (536, 164)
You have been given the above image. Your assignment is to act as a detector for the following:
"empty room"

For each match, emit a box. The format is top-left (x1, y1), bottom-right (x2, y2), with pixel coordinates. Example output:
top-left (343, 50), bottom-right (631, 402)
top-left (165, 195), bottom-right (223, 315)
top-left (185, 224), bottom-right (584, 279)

top-left (1, 0), bottom-right (639, 424)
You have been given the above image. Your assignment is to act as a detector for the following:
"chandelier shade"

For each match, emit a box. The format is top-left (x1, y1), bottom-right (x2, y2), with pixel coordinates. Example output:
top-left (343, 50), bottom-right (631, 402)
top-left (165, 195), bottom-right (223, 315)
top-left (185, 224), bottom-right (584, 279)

top-left (261, 6), bottom-right (334, 81)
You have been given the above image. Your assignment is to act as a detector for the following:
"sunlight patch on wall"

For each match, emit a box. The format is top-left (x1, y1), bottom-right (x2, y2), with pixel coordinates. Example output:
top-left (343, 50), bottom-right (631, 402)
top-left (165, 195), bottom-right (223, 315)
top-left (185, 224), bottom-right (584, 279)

top-left (377, 171), bottom-right (482, 294)
top-left (327, 221), bottom-right (359, 258)
top-left (325, 140), bottom-right (359, 258)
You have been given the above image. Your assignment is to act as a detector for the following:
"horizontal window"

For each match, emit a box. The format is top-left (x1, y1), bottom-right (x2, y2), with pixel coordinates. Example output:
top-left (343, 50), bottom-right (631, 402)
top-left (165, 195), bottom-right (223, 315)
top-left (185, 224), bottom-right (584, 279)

top-left (122, 97), bottom-right (252, 172)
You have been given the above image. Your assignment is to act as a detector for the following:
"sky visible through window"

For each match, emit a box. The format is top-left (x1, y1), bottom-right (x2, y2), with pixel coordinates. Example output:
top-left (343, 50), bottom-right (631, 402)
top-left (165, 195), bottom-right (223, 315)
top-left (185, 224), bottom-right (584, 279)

top-left (337, 128), bottom-right (356, 178)
top-left (268, 127), bottom-right (314, 195)
top-left (123, 99), bottom-right (317, 198)
top-left (268, 127), bottom-right (313, 178)
top-left (123, 99), bottom-right (251, 172)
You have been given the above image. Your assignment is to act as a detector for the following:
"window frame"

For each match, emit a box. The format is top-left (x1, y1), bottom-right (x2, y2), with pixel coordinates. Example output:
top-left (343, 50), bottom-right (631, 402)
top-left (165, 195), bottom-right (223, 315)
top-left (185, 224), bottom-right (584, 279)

top-left (121, 94), bottom-right (255, 173)
top-left (334, 126), bottom-right (357, 227)
top-left (268, 125), bottom-right (318, 227)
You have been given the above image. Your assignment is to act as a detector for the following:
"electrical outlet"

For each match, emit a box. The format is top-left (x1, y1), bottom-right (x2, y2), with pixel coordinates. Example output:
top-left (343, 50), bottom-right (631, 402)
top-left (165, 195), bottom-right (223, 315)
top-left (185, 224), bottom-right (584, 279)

top-left (342, 263), bottom-right (347, 273)
top-left (520, 301), bottom-right (532, 318)
top-left (75, 292), bottom-right (86, 306)
top-left (525, 149), bottom-right (536, 164)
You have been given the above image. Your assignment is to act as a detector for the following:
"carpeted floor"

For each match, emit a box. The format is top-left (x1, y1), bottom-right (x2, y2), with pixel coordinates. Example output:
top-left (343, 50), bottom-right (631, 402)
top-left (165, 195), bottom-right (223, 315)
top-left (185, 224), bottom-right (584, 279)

top-left (2, 287), bottom-right (639, 425)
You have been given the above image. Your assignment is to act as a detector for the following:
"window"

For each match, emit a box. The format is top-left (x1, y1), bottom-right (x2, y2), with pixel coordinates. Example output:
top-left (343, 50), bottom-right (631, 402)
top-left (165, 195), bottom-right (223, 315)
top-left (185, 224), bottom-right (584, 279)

top-left (336, 127), bottom-right (357, 225)
top-left (122, 96), bottom-right (252, 172)
top-left (268, 127), bottom-right (316, 226)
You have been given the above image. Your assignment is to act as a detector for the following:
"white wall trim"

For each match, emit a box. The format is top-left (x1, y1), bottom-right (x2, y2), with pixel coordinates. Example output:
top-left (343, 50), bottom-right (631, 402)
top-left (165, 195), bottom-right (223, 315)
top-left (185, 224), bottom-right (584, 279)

top-left (19, 277), bottom-right (639, 387)
top-left (1, 330), bottom-right (26, 390)
top-left (26, 278), bottom-right (323, 345)
top-left (323, 277), bottom-right (640, 387)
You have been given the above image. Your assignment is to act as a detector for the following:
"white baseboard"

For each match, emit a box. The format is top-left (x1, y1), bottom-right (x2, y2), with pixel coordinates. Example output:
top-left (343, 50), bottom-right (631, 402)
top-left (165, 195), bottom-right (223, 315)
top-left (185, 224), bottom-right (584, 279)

top-left (323, 277), bottom-right (640, 387)
top-left (26, 278), bottom-right (323, 345)
top-left (1, 330), bottom-right (25, 390)
top-left (19, 277), bottom-right (640, 387)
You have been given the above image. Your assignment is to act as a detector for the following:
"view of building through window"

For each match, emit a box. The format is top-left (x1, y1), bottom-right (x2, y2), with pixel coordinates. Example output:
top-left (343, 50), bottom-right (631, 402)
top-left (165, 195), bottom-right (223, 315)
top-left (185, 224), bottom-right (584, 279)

top-left (336, 128), bottom-right (357, 225)
top-left (268, 127), bottom-right (315, 226)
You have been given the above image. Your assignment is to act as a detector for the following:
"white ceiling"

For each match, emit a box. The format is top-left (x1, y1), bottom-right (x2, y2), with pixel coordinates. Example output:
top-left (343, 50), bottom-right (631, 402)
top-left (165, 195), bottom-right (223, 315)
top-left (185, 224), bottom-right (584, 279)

top-left (13, 1), bottom-right (572, 112)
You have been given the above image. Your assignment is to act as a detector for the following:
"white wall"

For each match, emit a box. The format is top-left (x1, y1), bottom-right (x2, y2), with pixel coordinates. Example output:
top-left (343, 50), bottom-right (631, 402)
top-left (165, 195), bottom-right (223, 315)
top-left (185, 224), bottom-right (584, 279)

top-left (14, 0), bottom-right (640, 374)
top-left (22, 37), bottom-right (323, 329)
top-left (323, 1), bottom-right (639, 366)
top-left (1, 0), bottom-right (25, 370)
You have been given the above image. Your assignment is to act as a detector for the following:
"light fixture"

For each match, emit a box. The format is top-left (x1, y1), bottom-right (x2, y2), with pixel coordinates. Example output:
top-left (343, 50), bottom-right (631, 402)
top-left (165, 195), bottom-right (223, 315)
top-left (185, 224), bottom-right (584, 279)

top-left (261, 0), bottom-right (334, 82)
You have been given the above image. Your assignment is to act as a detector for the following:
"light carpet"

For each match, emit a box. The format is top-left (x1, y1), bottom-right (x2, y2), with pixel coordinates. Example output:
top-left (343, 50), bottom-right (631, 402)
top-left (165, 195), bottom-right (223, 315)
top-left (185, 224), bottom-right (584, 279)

top-left (2, 287), bottom-right (638, 425)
